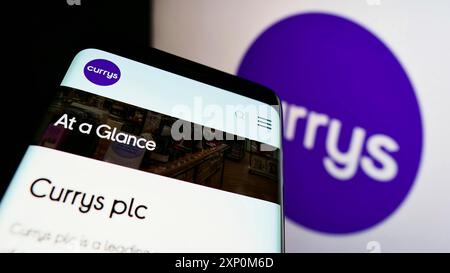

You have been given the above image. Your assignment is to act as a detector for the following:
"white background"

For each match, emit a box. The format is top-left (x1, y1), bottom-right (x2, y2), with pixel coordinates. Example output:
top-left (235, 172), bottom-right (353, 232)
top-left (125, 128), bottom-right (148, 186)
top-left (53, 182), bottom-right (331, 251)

top-left (152, 0), bottom-right (450, 252)
top-left (0, 147), bottom-right (280, 252)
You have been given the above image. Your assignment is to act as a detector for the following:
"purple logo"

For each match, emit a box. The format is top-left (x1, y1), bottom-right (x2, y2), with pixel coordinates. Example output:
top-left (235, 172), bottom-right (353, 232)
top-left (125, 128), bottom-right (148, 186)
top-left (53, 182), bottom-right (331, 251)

top-left (84, 59), bottom-right (120, 86)
top-left (238, 13), bottom-right (423, 233)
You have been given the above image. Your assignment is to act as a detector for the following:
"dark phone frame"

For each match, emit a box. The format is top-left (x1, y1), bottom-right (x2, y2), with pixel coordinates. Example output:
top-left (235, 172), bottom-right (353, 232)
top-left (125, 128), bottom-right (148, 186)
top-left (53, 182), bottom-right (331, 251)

top-left (0, 46), bottom-right (285, 253)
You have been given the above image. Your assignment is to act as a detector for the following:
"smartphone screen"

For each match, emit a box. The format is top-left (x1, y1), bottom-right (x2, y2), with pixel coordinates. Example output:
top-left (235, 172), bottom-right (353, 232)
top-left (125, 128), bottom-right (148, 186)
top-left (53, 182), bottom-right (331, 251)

top-left (0, 49), bottom-right (282, 252)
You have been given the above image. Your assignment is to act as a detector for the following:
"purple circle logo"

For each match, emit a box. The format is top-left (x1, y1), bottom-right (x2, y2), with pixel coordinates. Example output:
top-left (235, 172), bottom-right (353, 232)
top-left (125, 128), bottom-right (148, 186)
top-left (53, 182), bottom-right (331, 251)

top-left (84, 59), bottom-right (121, 86)
top-left (238, 13), bottom-right (423, 234)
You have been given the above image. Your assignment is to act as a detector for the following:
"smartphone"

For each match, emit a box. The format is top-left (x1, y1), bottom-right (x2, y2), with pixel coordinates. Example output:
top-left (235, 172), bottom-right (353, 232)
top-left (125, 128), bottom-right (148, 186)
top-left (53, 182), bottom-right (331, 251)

top-left (0, 48), bottom-right (283, 253)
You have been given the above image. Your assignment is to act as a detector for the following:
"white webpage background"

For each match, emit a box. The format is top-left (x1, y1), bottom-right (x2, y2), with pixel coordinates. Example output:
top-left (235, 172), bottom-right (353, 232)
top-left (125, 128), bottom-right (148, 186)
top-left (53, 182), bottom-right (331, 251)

top-left (0, 146), bottom-right (281, 252)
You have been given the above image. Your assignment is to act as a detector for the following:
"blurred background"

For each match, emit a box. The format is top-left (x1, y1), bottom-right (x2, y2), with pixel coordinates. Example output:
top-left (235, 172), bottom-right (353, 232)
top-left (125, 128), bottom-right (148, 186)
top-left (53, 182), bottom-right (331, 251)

top-left (151, 0), bottom-right (450, 253)
top-left (22, 0), bottom-right (450, 252)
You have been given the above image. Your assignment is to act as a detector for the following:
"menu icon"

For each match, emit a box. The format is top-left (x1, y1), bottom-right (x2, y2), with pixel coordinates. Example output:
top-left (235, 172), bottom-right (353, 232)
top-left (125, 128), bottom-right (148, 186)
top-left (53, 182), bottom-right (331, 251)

top-left (257, 116), bottom-right (272, 130)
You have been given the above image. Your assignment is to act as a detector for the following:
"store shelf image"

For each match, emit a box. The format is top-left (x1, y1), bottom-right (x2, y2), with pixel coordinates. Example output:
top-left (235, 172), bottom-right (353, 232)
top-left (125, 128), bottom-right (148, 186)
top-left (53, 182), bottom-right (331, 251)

top-left (36, 87), bottom-right (280, 203)
top-left (248, 140), bottom-right (278, 181)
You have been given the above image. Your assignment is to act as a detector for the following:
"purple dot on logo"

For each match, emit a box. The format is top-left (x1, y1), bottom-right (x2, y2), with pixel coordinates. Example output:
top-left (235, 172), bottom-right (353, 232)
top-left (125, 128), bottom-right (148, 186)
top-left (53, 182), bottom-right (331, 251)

top-left (84, 59), bottom-right (121, 86)
top-left (238, 13), bottom-right (423, 234)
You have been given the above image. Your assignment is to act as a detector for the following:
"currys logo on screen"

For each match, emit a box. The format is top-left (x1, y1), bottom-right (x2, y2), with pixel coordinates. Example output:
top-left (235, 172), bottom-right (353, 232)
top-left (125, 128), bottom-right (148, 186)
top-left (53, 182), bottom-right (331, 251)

top-left (84, 59), bottom-right (121, 86)
top-left (238, 13), bottom-right (423, 234)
